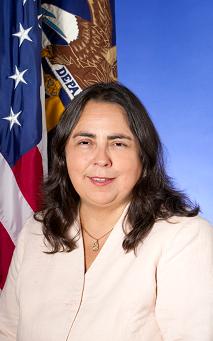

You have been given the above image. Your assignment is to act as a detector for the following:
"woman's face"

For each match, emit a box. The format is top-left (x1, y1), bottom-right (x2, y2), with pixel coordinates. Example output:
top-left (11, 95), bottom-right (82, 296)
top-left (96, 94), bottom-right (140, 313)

top-left (65, 100), bottom-right (142, 210)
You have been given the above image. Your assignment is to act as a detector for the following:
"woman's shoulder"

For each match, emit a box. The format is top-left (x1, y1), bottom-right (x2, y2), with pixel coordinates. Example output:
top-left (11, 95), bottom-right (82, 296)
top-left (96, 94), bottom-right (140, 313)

top-left (153, 214), bottom-right (212, 235)
top-left (149, 215), bottom-right (213, 262)
top-left (21, 214), bottom-right (43, 236)
top-left (16, 214), bottom-right (46, 252)
top-left (147, 215), bottom-right (213, 254)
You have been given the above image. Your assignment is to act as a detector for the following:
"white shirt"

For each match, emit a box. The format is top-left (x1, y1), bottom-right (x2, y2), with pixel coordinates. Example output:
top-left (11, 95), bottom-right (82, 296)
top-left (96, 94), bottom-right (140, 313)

top-left (0, 210), bottom-right (213, 341)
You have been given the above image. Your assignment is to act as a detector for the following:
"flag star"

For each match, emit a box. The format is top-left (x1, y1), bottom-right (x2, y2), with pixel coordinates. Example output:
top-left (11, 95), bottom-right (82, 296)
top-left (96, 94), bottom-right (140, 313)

top-left (38, 14), bottom-right (42, 29)
top-left (2, 108), bottom-right (22, 130)
top-left (23, 0), bottom-right (36, 5)
top-left (13, 23), bottom-right (33, 46)
top-left (9, 65), bottom-right (28, 89)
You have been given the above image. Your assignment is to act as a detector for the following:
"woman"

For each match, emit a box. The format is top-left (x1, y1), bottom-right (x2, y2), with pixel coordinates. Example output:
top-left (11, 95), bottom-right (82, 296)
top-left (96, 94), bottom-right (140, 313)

top-left (0, 82), bottom-right (212, 341)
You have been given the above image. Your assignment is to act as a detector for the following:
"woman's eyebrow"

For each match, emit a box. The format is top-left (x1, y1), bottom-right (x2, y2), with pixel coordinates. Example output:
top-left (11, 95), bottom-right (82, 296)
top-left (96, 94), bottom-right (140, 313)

top-left (72, 132), bottom-right (95, 138)
top-left (72, 132), bottom-right (132, 140)
top-left (107, 134), bottom-right (132, 140)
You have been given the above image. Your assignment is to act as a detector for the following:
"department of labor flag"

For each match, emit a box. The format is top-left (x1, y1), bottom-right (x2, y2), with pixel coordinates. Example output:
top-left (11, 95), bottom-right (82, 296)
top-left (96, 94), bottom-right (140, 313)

top-left (41, 0), bottom-right (117, 132)
top-left (0, 0), bottom-right (46, 289)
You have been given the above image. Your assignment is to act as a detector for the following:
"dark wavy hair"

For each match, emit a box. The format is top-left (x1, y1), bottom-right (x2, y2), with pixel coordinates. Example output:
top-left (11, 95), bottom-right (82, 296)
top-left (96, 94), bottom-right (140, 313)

top-left (35, 82), bottom-right (199, 253)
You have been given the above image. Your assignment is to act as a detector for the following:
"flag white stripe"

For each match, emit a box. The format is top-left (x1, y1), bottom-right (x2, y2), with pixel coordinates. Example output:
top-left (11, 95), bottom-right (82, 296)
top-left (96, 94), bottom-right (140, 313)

top-left (0, 153), bottom-right (33, 244)
top-left (37, 66), bottom-right (48, 177)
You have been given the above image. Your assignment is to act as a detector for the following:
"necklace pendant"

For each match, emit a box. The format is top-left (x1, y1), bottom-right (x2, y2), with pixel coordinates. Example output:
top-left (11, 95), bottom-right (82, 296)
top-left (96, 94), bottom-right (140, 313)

top-left (92, 240), bottom-right (99, 252)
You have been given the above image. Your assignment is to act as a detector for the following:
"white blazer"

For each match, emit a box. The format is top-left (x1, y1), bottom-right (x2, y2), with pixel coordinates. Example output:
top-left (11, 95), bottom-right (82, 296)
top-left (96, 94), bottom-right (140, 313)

top-left (0, 210), bottom-right (213, 341)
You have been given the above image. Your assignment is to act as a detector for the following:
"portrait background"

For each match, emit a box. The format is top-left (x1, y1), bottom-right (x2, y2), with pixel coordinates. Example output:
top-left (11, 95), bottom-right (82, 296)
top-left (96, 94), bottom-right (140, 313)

top-left (116, 0), bottom-right (213, 223)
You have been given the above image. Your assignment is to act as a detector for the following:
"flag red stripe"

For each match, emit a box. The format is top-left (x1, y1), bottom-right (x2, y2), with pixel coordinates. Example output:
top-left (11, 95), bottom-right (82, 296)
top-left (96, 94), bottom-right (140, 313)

top-left (0, 146), bottom-right (43, 289)
top-left (0, 222), bottom-right (15, 289)
top-left (12, 147), bottom-right (43, 212)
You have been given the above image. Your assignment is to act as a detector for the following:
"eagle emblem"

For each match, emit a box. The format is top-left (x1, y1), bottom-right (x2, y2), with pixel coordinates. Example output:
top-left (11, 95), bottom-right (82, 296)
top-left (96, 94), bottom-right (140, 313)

top-left (42, 0), bottom-right (117, 89)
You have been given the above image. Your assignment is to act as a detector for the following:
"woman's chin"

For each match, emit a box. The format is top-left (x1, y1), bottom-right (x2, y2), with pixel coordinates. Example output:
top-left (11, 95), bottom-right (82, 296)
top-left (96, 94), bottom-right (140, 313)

top-left (81, 194), bottom-right (130, 210)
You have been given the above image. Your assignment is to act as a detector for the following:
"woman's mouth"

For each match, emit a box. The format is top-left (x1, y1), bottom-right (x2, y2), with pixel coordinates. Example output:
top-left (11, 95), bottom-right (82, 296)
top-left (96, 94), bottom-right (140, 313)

top-left (88, 177), bottom-right (115, 186)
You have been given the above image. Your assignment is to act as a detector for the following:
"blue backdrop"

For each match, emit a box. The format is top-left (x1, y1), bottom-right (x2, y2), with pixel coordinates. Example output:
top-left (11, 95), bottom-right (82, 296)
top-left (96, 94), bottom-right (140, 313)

top-left (116, 0), bottom-right (213, 223)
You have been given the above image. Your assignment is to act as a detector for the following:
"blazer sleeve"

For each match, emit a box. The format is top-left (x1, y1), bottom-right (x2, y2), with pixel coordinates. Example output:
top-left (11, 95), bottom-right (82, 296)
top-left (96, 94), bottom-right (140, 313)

top-left (155, 217), bottom-right (213, 341)
top-left (0, 225), bottom-right (26, 341)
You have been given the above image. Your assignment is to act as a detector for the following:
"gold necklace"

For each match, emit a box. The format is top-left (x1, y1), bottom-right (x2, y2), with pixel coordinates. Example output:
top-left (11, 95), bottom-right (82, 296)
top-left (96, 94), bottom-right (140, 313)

top-left (82, 226), bottom-right (114, 252)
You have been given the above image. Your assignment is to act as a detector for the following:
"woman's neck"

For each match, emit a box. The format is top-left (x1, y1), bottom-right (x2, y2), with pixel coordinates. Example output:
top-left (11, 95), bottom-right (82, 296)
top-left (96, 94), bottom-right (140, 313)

top-left (79, 202), bottom-right (128, 237)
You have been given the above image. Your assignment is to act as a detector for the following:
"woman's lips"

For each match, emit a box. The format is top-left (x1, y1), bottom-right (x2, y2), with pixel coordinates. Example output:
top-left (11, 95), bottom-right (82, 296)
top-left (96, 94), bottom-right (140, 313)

top-left (88, 176), bottom-right (115, 186)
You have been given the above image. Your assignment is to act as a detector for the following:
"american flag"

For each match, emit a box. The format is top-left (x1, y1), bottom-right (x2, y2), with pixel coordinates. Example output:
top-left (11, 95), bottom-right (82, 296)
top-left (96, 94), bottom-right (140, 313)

top-left (0, 0), bottom-right (116, 289)
top-left (0, 0), bottom-right (46, 289)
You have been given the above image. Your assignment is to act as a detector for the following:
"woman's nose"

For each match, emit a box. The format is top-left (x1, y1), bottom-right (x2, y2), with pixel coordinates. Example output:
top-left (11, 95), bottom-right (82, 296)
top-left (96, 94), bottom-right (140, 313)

top-left (93, 147), bottom-right (112, 167)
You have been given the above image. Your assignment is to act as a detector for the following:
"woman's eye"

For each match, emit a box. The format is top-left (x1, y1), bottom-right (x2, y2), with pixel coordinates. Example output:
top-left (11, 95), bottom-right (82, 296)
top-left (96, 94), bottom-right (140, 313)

top-left (79, 141), bottom-right (89, 144)
top-left (78, 140), bottom-right (91, 146)
top-left (114, 142), bottom-right (127, 147)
